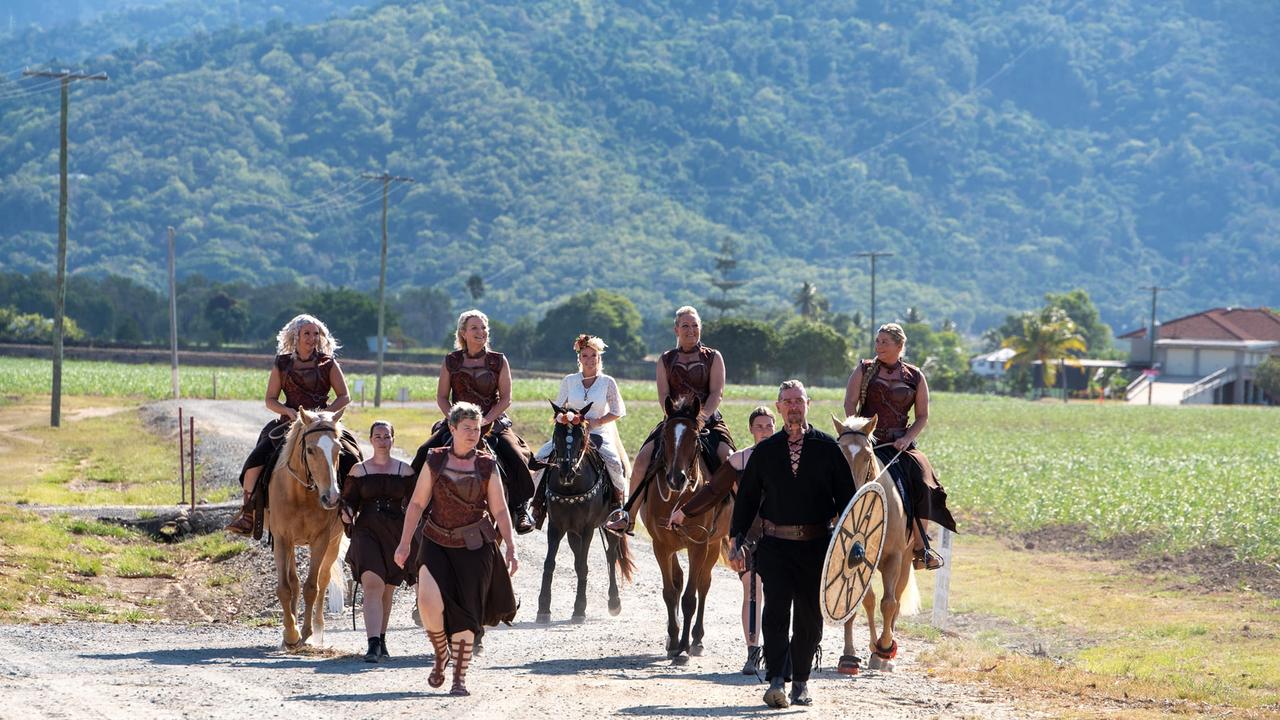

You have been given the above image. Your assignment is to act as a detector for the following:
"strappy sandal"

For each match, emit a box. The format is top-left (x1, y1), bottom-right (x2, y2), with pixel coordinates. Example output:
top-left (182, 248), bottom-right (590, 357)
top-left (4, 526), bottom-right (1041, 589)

top-left (450, 637), bottom-right (472, 696)
top-left (426, 628), bottom-right (450, 688)
top-left (913, 548), bottom-right (944, 571)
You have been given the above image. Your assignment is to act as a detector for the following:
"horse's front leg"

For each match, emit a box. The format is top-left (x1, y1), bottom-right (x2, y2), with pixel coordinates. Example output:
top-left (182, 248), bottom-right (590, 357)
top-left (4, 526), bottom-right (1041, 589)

top-left (306, 532), bottom-right (339, 646)
top-left (863, 582), bottom-right (878, 659)
top-left (655, 547), bottom-right (682, 657)
top-left (689, 540), bottom-right (719, 657)
top-left (537, 521), bottom-right (566, 623)
top-left (673, 548), bottom-right (701, 665)
top-left (869, 553), bottom-right (906, 671)
top-left (275, 540), bottom-right (301, 649)
top-left (568, 531), bottom-right (591, 622)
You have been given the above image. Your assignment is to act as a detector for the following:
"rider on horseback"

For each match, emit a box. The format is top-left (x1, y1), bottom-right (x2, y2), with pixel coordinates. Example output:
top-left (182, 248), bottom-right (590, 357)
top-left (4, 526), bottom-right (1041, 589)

top-left (530, 334), bottom-right (628, 529)
top-left (606, 306), bottom-right (734, 533)
top-left (411, 310), bottom-right (538, 535)
top-left (226, 314), bottom-right (353, 536)
top-left (842, 323), bottom-right (956, 571)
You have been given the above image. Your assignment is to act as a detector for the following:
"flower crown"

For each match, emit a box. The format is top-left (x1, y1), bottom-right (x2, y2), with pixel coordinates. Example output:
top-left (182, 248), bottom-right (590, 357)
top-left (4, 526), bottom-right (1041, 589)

top-left (573, 333), bottom-right (606, 353)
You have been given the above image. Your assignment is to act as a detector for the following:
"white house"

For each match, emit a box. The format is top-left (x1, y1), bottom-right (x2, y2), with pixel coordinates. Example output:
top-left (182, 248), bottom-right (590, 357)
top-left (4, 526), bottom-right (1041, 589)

top-left (970, 347), bottom-right (1016, 378)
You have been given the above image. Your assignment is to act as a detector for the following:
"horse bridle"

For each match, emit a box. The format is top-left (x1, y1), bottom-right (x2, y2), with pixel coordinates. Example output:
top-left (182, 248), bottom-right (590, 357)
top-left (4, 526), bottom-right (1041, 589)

top-left (289, 423), bottom-right (339, 493)
top-left (838, 428), bottom-right (905, 489)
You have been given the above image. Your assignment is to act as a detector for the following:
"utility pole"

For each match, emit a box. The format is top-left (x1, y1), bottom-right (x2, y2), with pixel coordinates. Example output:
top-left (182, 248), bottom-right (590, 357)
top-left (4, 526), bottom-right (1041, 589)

top-left (23, 68), bottom-right (108, 427)
top-left (1139, 285), bottom-right (1168, 406)
top-left (360, 171), bottom-right (415, 407)
top-left (855, 251), bottom-right (894, 357)
top-left (167, 226), bottom-right (179, 400)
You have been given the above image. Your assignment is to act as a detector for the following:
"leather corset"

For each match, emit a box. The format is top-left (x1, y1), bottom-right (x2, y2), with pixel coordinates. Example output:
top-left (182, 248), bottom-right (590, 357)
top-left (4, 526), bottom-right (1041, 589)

top-left (860, 360), bottom-right (922, 436)
top-left (276, 353), bottom-right (333, 410)
top-left (662, 344), bottom-right (716, 404)
top-left (444, 350), bottom-right (505, 414)
top-left (420, 448), bottom-right (498, 547)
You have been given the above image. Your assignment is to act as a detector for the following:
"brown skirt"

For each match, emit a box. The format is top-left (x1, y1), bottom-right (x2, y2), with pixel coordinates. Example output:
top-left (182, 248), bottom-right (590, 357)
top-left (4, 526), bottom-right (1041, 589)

top-left (346, 510), bottom-right (418, 586)
top-left (874, 445), bottom-right (956, 534)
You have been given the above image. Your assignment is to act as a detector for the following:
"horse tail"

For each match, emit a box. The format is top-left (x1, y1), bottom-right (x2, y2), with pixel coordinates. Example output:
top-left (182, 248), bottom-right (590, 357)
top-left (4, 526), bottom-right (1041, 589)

top-left (898, 566), bottom-right (922, 617)
top-left (614, 531), bottom-right (636, 584)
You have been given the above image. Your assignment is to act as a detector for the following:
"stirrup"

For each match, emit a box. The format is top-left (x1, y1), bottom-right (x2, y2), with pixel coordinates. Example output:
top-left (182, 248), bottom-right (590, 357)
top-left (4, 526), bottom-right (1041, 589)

top-left (426, 629), bottom-right (450, 688)
top-left (913, 547), bottom-right (944, 571)
top-left (450, 637), bottom-right (472, 696)
top-left (604, 509), bottom-right (632, 535)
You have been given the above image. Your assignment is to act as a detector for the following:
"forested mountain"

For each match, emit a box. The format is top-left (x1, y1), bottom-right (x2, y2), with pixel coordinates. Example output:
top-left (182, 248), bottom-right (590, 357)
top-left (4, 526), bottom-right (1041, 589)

top-left (1, 0), bottom-right (1277, 333)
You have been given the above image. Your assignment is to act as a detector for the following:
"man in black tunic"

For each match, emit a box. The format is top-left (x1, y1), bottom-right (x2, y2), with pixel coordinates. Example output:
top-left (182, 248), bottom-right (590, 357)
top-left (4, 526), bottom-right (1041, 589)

top-left (731, 379), bottom-right (854, 708)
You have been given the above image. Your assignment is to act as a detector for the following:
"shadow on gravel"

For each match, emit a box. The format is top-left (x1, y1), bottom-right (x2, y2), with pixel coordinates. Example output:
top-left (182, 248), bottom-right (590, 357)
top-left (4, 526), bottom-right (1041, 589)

top-left (496, 654), bottom-right (764, 685)
top-left (287, 691), bottom-right (435, 703)
top-left (81, 646), bottom-right (427, 673)
top-left (617, 705), bottom-right (781, 717)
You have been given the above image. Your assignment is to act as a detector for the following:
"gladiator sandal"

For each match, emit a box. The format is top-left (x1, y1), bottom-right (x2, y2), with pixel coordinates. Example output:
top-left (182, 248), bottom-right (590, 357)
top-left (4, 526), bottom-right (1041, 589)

top-left (449, 637), bottom-right (473, 696)
top-left (224, 490), bottom-right (254, 536)
top-left (426, 629), bottom-right (450, 688)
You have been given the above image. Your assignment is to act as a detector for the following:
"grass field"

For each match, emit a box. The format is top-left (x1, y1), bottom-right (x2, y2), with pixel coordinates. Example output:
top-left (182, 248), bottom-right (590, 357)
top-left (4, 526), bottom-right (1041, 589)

top-left (3, 356), bottom-right (1277, 562)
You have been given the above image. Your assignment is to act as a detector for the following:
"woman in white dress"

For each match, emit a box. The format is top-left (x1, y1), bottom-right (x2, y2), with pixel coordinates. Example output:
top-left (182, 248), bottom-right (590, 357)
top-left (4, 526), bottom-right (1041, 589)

top-left (530, 334), bottom-right (629, 528)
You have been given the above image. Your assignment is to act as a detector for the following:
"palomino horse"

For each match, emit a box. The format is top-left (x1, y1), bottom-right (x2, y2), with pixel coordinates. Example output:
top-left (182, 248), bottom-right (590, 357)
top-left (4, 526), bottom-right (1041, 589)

top-left (640, 395), bottom-right (733, 664)
top-left (266, 409), bottom-right (357, 650)
top-left (536, 401), bottom-right (635, 623)
top-left (833, 415), bottom-right (920, 671)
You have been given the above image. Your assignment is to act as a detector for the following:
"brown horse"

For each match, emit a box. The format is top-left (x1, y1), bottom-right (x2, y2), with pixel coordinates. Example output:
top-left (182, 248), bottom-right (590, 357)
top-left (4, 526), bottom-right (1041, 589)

top-left (266, 409), bottom-right (352, 650)
top-left (832, 415), bottom-right (920, 671)
top-left (639, 396), bottom-right (733, 664)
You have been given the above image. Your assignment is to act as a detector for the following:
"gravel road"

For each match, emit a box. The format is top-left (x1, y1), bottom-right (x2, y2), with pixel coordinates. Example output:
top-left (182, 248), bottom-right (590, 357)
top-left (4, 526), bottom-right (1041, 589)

top-left (0, 400), bottom-right (1039, 719)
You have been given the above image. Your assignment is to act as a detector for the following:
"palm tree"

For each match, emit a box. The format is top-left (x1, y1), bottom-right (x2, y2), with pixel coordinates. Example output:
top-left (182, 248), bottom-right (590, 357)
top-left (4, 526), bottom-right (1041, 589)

top-left (793, 281), bottom-right (828, 319)
top-left (1002, 308), bottom-right (1086, 396)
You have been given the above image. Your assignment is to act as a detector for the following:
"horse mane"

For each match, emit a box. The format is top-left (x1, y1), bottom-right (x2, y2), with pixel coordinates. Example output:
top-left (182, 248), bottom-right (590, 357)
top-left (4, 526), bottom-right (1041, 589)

top-left (840, 415), bottom-right (878, 444)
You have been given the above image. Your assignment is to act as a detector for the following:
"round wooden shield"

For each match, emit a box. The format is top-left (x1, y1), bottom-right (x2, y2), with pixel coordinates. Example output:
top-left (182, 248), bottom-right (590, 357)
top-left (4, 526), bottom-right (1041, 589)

top-left (820, 482), bottom-right (887, 624)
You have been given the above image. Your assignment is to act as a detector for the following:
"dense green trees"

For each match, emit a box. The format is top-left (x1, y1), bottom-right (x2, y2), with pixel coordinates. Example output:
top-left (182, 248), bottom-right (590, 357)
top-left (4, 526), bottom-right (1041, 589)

top-left (1, 0), bottom-right (1276, 335)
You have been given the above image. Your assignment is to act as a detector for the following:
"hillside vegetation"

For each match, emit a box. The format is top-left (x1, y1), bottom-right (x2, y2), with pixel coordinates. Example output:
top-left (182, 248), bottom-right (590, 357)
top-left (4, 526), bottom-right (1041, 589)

top-left (2, 0), bottom-right (1277, 330)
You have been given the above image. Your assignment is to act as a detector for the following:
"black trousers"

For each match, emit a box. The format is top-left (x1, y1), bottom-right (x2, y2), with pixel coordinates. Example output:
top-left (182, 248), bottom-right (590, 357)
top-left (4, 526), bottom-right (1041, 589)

top-left (755, 534), bottom-right (827, 683)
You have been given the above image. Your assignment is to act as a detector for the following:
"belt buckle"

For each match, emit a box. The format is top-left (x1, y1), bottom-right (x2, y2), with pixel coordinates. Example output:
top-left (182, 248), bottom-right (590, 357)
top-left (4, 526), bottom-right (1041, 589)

top-left (789, 526), bottom-right (801, 538)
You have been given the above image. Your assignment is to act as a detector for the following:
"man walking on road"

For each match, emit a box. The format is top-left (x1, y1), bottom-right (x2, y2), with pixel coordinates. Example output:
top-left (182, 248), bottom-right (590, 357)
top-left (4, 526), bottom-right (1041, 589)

top-left (731, 379), bottom-right (854, 708)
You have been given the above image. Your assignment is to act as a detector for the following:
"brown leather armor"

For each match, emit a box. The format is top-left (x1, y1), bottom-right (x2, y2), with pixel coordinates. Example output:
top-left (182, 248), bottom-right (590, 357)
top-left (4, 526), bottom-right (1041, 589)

top-left (421, 447), bottom-right (499, 549)
top-left (661, 344), bottom-right (717, 404)
top-left (275, 353), bottom-right (334, 411)
top-left (857, 359), bottom-right (923, 441)
top-left (444, 350), bottom-right (506, 414)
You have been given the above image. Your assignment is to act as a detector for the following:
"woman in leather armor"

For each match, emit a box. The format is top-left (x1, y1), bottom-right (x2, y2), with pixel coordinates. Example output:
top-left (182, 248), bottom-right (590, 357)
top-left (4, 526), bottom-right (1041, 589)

top-left (411, 310), bottom-right (538, 534)
top-left (225, 314), bottom-right (351, 535)
top-left (394, 402), bottom-right (519, 696)
top-left (842, 323), bottom-right (956, 570)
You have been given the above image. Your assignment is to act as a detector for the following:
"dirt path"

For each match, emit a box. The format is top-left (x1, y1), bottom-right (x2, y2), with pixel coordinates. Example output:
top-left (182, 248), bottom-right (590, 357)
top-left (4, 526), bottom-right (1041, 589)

top-left (0, 537), bottom-right (1035, 720)
top-left (0, 400), bottom-right (1041, 718)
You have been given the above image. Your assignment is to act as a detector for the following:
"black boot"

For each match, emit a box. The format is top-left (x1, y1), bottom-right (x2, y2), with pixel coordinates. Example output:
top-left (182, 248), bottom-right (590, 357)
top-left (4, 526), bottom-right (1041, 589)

top-left (789, 681), bottom-right (812, 706)
top-left (531, 491), bottom-right (547, 531)
top-left (363, 636), bottom-right (380, 663)
top-left (378, 634), bottom-right (390, 659)
top-left (515, 500), bottom-right (536, 535)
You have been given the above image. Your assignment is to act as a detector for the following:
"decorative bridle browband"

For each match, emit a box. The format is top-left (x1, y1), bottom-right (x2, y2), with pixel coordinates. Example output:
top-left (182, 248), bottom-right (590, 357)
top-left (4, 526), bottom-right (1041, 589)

top-left (289, 423), bottom-right (339, 492)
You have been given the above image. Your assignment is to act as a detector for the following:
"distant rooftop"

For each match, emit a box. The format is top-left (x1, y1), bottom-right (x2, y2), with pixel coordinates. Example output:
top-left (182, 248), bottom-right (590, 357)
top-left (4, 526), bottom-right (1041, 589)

top-left (1119, 307), bottom-right (1280, 343)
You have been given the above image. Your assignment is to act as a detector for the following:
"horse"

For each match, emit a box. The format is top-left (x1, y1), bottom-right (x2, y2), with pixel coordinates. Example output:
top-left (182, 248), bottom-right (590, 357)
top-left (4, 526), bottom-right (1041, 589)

top-left (536, 401), bottom-right (635, 624)
top-left (265, 409), bottom-right (358, 650)
top-left (639, 395), bottom-right (733, 664)
top-left (832, 415), bottom-right (921, 671)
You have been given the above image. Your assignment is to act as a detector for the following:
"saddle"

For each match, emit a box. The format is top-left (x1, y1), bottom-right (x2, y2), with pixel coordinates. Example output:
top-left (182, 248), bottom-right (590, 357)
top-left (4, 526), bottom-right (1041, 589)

top-left (250, 426), bottom-right (363, 541)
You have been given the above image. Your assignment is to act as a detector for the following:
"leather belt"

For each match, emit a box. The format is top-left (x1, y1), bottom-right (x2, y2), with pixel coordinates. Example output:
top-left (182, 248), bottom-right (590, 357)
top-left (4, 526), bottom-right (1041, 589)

top-left (762, 519), bottom-right (827, 541)
top-left (361, 499), bottom-right (402, 514)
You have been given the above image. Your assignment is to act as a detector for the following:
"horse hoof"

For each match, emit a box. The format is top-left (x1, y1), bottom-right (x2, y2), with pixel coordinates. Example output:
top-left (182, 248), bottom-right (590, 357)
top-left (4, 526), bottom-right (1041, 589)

top-left (571, 614), bottom-right (586, 624)
top-left (536, 613), bottom-right (552, 624)
top-left (671, 654), bottom-right (690, 666)
top-left (689, 643), bottom-right (703, 657)
top-left (608, 600), bottom-right (622, 616)
top-left (868, 655), bottom-right (894, 672)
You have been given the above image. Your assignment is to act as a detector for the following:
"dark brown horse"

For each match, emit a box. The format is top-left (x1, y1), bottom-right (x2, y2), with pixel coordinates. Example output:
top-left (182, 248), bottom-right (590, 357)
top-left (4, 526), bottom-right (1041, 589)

top-left (639, 396), bottom-right (733, 664)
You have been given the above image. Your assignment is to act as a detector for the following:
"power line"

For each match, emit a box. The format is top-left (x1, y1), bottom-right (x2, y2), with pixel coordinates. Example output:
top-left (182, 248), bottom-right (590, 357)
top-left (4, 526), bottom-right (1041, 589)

top-left (855, 251), bottom-right (894, 357)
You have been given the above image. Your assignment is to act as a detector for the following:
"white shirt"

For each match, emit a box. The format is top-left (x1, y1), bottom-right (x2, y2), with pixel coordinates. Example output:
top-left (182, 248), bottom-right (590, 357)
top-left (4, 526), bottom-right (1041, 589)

top-left (556, 372), bottom-right (626, 423)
